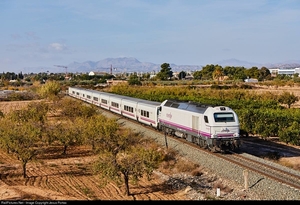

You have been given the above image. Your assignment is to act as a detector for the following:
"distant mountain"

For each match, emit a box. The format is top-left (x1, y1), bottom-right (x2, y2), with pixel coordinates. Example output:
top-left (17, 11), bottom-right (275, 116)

top-left (216, 58), bottom-right (300, 69)
top-left (66, 57), bottom-right (203, 74)
top-left (24, 57), bottom-right (300, 74)
top-left (216, 58), bottom-right (262, 68)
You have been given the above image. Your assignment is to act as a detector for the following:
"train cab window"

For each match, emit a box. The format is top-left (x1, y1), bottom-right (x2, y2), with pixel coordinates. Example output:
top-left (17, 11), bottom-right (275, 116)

top-left (93, 97), bottom-right (98, 101)
top-left (101, 99), bottom-right (108, 104)
top-left (214, 113), bottom-right (235, 122)
top-left (204, 116), bottom-right (209, 123)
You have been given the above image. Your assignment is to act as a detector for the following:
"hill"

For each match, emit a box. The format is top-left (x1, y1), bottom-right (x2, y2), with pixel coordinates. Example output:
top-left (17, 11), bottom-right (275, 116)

top-left (26, 57), bottom-right (300, 74)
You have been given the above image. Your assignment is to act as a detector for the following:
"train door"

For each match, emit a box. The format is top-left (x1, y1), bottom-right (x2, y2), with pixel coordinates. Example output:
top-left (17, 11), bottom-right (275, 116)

top-left (192, 115), bottom-right (199, 135)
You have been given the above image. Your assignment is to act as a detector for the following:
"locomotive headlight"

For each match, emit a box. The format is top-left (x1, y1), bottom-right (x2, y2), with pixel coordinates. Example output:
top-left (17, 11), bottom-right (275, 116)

top-left (212, 134), bottom-right (218, 138)
top-left (233, 133), bottom-right (239, 137)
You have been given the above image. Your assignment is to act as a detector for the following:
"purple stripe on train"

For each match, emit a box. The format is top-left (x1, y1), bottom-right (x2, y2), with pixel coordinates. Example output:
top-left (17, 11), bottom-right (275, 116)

top-left (159, 119), bottom-right (235, 138)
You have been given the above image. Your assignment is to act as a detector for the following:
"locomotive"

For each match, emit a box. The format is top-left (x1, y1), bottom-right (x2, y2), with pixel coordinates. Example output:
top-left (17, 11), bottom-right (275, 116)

top-left (68, 87), bottom-right (241, 152)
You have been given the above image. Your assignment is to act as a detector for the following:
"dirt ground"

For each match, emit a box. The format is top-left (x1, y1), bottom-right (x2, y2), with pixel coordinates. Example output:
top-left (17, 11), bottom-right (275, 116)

top-left (0, 145), bottom-right (190, 201)
top-left (0, 100), bottom-right (190, 201)
top-left (0, 85), bottom-right (300, 201)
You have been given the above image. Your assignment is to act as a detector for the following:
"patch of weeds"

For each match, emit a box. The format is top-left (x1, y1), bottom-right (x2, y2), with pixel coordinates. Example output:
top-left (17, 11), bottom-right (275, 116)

top-left (263, 151), bottom-right (281, 160)
top-left (204, 194), bottom-right (218, 200)
top-left (175, 158), bottom-right (200, 173)
top-left (77, 185), bottom-right (95, 198)
top-left (213, 180), bottom-right (233, 194)
top-left (191, 168), bottom-right (203, 177)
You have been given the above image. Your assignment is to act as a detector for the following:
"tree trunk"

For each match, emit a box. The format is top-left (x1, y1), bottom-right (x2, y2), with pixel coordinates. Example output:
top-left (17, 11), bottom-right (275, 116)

top-left (63, 145), bottom-right (67, 155)
top-left (123, 174), bottom-right (130, 196)
top-left (22, 162), bottom-right (27, 178)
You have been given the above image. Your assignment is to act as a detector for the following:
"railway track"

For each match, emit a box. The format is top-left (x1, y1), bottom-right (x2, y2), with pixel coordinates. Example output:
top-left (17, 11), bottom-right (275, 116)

top-left (218, 152), bottom-right (300, 190)
top-left (168, 134), bottom-right (300, 191)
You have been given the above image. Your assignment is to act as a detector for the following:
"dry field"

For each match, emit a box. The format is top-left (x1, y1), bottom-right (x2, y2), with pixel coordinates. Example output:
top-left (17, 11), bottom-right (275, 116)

top-left (0, 144), bottom-right (191, 200)
top-left (0, 85), bottom-right (300, 201)
top-left (0, 100), bottom-right (188, 200)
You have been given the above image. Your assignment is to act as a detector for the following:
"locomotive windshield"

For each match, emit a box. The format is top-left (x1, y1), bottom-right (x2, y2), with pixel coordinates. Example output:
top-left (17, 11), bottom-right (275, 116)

top-left (214, 113), bottom-right (235, 122)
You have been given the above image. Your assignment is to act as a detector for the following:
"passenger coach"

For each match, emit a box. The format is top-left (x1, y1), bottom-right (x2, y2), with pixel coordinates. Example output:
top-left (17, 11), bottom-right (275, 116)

top-left (68, 87), bottom-right (161, 128)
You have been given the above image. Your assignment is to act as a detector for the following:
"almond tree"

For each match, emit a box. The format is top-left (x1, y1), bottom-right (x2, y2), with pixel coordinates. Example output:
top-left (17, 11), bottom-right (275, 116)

top-left (51, 117), bottom-right (85, 155)
top-left (93, 125), bottom-right (163, 196)
top-left (0, 101), bottom-right (48, 178)
top-left (82, 114), bottom-right (112, 151)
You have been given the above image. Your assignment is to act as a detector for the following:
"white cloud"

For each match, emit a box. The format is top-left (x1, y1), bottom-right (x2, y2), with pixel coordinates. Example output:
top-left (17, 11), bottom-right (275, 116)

top-left (49, 43), bottom-right (67, 51)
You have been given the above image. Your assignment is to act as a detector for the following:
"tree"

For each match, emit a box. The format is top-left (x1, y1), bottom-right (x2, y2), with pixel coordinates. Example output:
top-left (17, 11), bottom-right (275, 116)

top-left (156, 63), bottom-right (173, 80)
top-left (212, 66), bottom-right (224, 83)
top-left (278, 91), bottom-right (299, 108)
top-left (54, 97), bottom-right (98, 119)
top-left (52, 117), bottom-right (85, 155)
top-left (82, 115), bottom-right (112, 151)
top-left (178, 71), bottom-right (186, 80)
top-left (128, 73), bottom-right (142, 85)
top-left (94, 127), bottom-right (163, 196)
top-left (0, 102), bottom-right (48, 178)
top-left (38, 80), bottom-right (61, 100)
top-left (192, 70), bottom-right (202, 80)
top-left (278, 121), bottom-right (300, 145)
top-left (223, 66), bottom-right (247, 80)
top-left (245, 67), bottom-right (259, 79)
top-left (259, 67), bottom-right (271, 81)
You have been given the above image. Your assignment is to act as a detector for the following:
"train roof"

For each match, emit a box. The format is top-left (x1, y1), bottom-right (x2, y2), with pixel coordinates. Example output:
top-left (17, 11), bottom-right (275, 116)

top-left (161, 99), bottom-right (211, 113)
top-left (69, 87), bottom-right (161, 106)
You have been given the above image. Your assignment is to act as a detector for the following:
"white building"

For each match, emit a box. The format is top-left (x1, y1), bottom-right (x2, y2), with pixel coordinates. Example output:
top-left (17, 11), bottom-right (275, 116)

top-left (88, 71), bottom-right (109, 76)
top-left (268, 68), bottom-right (300, 77)
top-left (244, 78), bottom-right (258, 83)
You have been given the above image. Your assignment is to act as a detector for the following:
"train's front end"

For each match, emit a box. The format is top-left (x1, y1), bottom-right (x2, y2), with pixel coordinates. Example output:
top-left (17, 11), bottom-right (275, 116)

top-left (207, 106), bottom-right (240, 152)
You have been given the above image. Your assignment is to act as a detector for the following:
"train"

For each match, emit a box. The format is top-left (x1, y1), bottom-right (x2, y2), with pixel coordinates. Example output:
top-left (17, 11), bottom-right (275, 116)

top-left (68, 86), bottom-right (241, 152)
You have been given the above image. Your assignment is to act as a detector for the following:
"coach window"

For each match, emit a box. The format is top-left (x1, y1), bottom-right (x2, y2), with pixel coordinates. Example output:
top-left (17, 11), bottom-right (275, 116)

top-left (112, 102), bottom-right (119, 108)
top-left (204, 116), bottom-right (209, 123)
top-left (141, 110), bottom-right (149, 118)
top-left (87, 95), bottom-right (91, 99)
top-left (93, 97), bottom-right (98, 101)
top-left (124, 105), bottom-right (133, 113)
top-left (101, 99), bottom-right (107, 104)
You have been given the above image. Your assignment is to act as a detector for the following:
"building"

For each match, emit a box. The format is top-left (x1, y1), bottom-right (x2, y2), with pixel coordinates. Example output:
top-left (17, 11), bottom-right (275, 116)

top-left (88, 71), bottom-right (109, 76)
top-left (268, 68), bottom-right (300, 77)
top-left (244, 78), bottom-right (258, 83)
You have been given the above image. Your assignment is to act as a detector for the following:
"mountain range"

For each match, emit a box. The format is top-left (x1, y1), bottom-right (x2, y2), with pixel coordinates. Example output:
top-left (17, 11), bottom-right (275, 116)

top-left (27, 57), bottom-right (300, 74)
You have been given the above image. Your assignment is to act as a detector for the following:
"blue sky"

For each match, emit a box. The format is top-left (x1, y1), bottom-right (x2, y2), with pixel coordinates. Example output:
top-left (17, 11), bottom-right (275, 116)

top-left (1, 0), bottom-right (300, 73)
